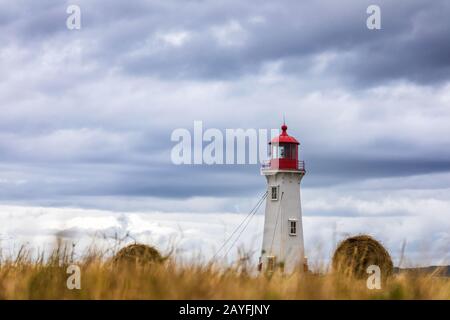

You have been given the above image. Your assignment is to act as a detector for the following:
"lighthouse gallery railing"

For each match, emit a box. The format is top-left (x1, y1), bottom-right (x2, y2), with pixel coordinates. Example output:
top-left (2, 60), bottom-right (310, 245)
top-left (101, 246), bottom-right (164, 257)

top-left (261, 160), bottom-right (305, 171)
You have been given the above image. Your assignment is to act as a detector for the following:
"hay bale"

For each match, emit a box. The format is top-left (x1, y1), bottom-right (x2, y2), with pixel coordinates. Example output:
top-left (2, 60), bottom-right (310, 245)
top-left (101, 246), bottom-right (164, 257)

top-left (113, 244), bottom-right (163, 266)
top-left (332, 235), bottom-right (393, 279)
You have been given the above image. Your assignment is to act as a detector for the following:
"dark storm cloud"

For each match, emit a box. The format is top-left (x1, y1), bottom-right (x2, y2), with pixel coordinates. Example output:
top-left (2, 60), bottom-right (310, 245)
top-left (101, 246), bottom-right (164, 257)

top-left (1, 140), bottom-right (450, 203)
top-left (305, 157), bottom-right (450, 188)
top-left (3, 0), bottom-right (450, 85)
top-left (105, 0), bottom-right (450, 85)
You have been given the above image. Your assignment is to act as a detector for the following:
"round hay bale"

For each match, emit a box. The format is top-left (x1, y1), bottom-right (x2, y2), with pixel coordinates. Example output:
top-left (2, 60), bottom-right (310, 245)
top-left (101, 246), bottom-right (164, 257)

top-left (332, 235), bottom-right (393, 279)
top-left (113, 244), bottom-right (163, 266)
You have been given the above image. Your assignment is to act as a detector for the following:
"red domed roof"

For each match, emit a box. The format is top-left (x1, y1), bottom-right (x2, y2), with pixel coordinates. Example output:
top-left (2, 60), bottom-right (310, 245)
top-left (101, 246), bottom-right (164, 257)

top-left (270, 124), bottom-right (299, 144)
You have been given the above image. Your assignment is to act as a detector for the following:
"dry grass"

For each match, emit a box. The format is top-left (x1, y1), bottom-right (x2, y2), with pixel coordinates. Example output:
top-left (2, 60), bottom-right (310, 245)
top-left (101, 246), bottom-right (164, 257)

top-left (0, 243), bottom-right (449, 300)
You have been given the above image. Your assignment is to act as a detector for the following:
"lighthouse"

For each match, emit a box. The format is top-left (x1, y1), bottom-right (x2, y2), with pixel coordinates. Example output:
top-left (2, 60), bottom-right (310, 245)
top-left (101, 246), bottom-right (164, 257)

top-left (260, 123), bottom-right (306, 273)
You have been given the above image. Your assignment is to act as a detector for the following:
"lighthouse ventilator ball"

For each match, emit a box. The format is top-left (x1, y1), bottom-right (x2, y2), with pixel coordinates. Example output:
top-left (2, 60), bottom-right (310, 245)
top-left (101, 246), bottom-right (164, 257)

top-left (332, 235), bottom-right (393, 279)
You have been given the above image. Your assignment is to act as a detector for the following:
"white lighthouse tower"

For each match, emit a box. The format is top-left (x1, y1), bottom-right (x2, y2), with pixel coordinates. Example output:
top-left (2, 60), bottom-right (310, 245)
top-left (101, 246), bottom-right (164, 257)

top-left (259, 123), bottom-right (306, 273)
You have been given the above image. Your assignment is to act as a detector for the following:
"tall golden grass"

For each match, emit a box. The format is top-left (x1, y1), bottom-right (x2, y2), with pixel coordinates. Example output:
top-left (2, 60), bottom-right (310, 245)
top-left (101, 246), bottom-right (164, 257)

top-left (0, 243), bottom-right (448, 300)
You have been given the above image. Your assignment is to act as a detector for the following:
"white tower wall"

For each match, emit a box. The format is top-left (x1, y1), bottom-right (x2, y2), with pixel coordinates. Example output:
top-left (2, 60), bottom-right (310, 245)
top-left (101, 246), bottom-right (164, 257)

top-left (260, 170), bottom-right (305, 273)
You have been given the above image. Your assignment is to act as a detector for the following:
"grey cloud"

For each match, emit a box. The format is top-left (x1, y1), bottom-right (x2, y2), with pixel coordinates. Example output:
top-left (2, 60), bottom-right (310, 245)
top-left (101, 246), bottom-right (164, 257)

top-left (3, 1), bottom-right (450, 85)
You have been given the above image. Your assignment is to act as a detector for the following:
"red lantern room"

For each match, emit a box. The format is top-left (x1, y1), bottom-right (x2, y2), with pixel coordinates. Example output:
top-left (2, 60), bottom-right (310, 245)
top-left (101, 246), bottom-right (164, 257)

top-left (264, 123), bottom-right (305, 172)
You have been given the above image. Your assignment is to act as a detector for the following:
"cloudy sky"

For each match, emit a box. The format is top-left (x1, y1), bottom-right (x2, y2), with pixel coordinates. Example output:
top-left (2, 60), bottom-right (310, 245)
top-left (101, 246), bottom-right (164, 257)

top-left (1, 0), bottom-right (450, 266)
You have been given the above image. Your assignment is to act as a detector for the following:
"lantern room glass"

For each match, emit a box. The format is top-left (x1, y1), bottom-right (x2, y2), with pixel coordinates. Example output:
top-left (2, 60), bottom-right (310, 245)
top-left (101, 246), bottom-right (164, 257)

top-left (271, 143), bottom-right (297, 160)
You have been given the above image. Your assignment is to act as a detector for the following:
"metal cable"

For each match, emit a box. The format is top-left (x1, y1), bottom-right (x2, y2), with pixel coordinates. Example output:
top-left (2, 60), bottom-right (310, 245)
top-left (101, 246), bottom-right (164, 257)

top-left (212, 191), bottom-right (268, 260)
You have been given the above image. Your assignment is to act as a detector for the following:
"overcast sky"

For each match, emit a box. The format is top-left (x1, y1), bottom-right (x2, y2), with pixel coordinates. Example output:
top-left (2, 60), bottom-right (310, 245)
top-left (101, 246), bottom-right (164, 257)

top-left (1, 0), bottom-right (449, 265)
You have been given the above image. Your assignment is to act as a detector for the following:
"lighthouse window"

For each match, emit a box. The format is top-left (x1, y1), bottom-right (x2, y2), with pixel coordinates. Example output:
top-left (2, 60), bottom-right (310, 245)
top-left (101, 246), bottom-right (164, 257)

top-left (270, 186), bottom-right (278, 200)
top-left (289, 219), bottom-right (297, 236)
top-left (278, 145), bottom-right (285, 158)
top-left (284, 145), bottom-right (292, 158)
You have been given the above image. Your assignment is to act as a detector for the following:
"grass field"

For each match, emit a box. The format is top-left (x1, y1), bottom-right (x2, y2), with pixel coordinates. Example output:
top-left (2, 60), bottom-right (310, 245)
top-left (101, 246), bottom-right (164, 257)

top-left (0, 243), bottom-right (449, 300)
